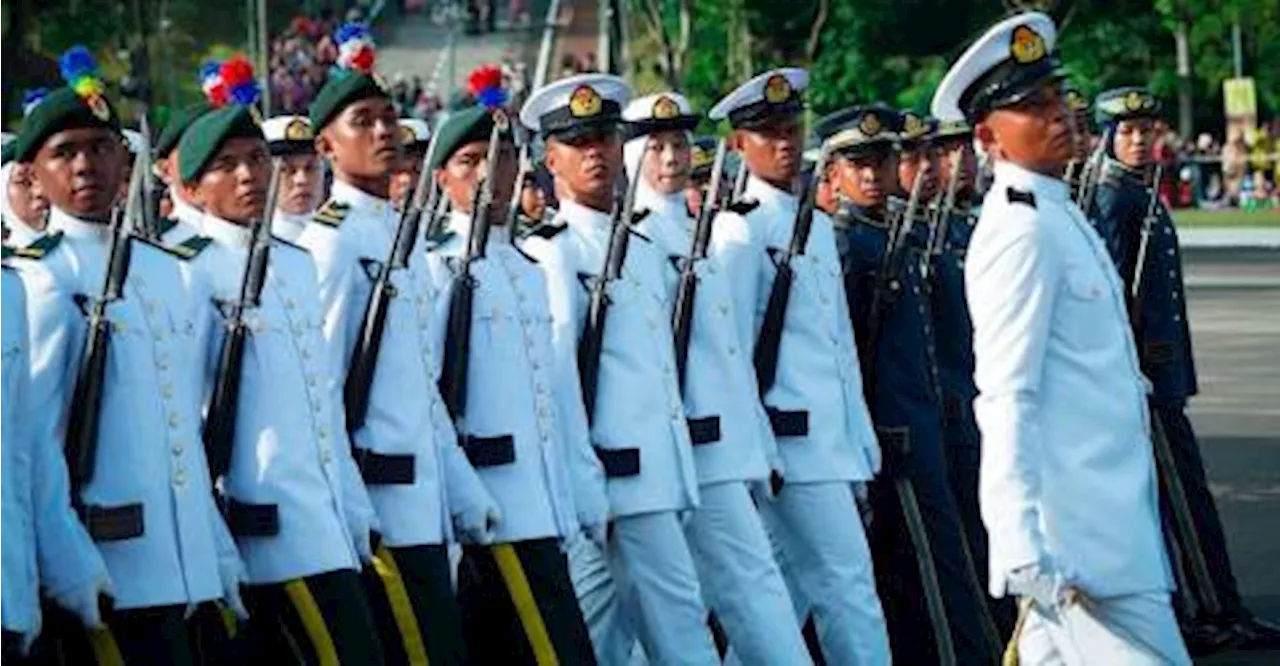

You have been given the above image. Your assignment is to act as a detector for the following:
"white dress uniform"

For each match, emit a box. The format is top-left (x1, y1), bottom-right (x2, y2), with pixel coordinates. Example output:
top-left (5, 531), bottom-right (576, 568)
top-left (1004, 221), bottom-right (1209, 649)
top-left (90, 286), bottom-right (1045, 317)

top-left (932, 12), bottom-right (1189, 665)
top-left (297, 179), bottom-right (494, 548)
top-left (271, 211), bottom-right (311, 243)
top-left (426, 211), bottom-right (607, 544)
top-left (161, 193), bottom-right (204, 247)
top-left (262, 115), bottom-right (319, 244)
top-left (14, 207), bottom-right (240, 611)
top-left (0, 270), bottom-right (40, 645)
top-left (191, 214), bottom-right (375, 583)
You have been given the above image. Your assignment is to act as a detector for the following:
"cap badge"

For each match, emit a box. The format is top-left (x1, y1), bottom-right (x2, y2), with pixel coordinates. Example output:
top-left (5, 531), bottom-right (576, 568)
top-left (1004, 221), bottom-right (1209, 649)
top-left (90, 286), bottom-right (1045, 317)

top-left (1010, 25), bottom-right (1047, 65)
top-left (569, 85), bottom-right (603, 118)
top-left (1125, 90), bottom-right (1145, 112)
top-left (1065, 89), bottom-right (1086, 112)
top-left (87, 95), bottom-right (112, 122)
top-left (652, 96), bottom-right (680, 120)
top-left (493, 108), bottom-right (511, 131)
top-left (859, 112), bottom-right (882, 137)
top-left (764, 74), bottom-right (793, 105)
top-left (691, 145), bottom-right (711, 169)
top-left (902, 113), bottom-right (924, 137)
top-left (398, 125), bottom-right (417, 145)
top-left (285, 118), bottom-right (313, 141)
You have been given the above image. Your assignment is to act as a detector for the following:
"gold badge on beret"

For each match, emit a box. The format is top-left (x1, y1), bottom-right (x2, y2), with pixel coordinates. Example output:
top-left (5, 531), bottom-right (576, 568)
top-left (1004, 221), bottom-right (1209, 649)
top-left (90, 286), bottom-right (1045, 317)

top-left (285, 118), bottom-right (313, 141)
top-left (1010, 24), bottom-right (1047, 65)
top-left (902, 113), bottom-right (924, 137)
top-left (764, 74), bottom-right (793, 105)
top-left (493, 108), bottom-right (510, 131)
top-left (691, 144), bottom-right (712, 169)
top-left (652, 96), bottom-right (680, 120)
top-left (1065, 90), bottom-right (1086, 112)
top-left (859, 112), bottom-right (883, 138)
top-left (87, 95), bottom-right (112, 122)
top-left (398, 125), bottom-right (417, 145)
top-left (1124, 90), bottom-right (1145, 112)
top-left (569, 85), bottom-right (603, 118)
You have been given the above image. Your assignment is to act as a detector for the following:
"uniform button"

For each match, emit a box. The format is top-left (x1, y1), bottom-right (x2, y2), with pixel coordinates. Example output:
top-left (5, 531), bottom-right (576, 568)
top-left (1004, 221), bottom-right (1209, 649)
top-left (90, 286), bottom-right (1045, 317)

top-left (172, 442), bottom-right (184, 456)
top-left (1168, 269), bottom-right (1176, 278)
top-left (719, 303), bottom-right (730, 316)
top-left (307, 375), bottom-right (318, 388)
top-left (1166, 248), bottom-right (1175, 256)
top-left (152, 326), bottom-right (167, 340)
top-left (145, 299), bottom-right (159, 313)
top-left (162, 383), bottom-right (174, 398)
top-left (728, 346), bottom-right (737, 356)
top-left (318, 427), bottom-right (329, 440)
top-left (1172, 291), bottom-right (1179, 300)
top-left (285, 298), bottom-right (296, 310)
top-left (173, 468), bottom-right (187, 487)
top-left (1173, 314), bottom-right (1182, 322)
top-left (320, 448), bottom-right (333, 464)
top-left (168, 413), bottom-right (180, 429)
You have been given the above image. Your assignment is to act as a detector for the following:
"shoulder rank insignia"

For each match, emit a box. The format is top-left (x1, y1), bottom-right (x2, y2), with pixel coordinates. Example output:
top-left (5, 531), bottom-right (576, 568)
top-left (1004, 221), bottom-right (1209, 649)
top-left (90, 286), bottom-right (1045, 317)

top-left (2, 246), bottom-right (14, 260)
top-left (1006, 188), bottom-right (1037, 209)
top-left (156, 216), bottom-right (178, 237)
top-left (11, 231), bottom-right (64, 260)
top-left (424, 230), bottom-right (457, 251)
top-left (528, 221), bottom-right (568, 240)
top-left (165, 235), bottom-right (213, 260)
top-left (726, 198), bottom-right (761, 215)
top-left (312, 200), bottom-right (351, 227)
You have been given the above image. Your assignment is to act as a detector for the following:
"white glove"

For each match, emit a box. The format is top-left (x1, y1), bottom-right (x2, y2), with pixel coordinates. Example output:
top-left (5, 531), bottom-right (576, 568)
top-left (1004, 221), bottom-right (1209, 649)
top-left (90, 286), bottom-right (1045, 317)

top-left (455, 505), bottom-right (501, 545)
top-left (353, 528), bottom-right (375, 563)
top-left (1007, 558), bottom-right (1072, 610)
top-left (854, 482), bottom-right (873, 527)
top-left (53, 574), bottom-right (112, 629)
top-left (583, 521), bottom-right (609, 551)
top-left (219, 556), bottom-right (249, 620)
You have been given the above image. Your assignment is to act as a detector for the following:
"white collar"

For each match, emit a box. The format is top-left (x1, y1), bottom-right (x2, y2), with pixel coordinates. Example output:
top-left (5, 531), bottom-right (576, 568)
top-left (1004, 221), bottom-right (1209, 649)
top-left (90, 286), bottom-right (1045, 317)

top-left (48, 206), bottom-right (110, 242)
top-left (744, 174), bottom-right (795, 208)
top-left (272, 209), bottom-right (312, 228)
top-left (634, 181), bottom-right (690, 223)
top-left (558, 198), bottom-right (612, 233)
top-left (330, 179), bottom-right (394, 218)
top-left (201, 213), bottom-right (254, 249)
top-left (171, 191), bottom-right (204, 229)
top-left (444, 210), bottom-right (511, 245)
top-left (993, 160), bottom-right (1069, 203)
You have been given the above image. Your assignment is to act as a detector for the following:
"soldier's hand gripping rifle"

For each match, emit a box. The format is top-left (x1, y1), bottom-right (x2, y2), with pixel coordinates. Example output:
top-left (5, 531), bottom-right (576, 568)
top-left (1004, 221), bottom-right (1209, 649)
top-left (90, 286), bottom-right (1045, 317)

top-left (202, 159), bottom-right (283, 483)
top-left (344, 128), bottom-right (443, 434)
top-left (439, 120), bottom-right (504, 430)
top-left (752, 147), bottom-right (832, 397)
top-left (64, 153), bottom-right (147, 499)
top-left (578, 148), bottom-right (647, 425)
top-left (672, 137), bottom-right (729, 392)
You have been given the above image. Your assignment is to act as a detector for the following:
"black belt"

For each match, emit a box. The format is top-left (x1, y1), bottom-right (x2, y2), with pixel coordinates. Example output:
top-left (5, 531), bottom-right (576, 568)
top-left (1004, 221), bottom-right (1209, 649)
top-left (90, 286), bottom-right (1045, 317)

top-left (354, 448), bottom-right (416, 485)
top-left (687, 416), bottom-right (722, 446)
top-left (1144, 340), bottom-right (1175, 365)
top-left (224, 499), bottom-right (280, 537)
top-left (594, 448), bottom-right (640, 478)
top-left (461, 434), bottom-right (516, 468)
top-left (766, 407), bottom-right (809, 438)
top-left (80, 503), bottom-right (145, 542)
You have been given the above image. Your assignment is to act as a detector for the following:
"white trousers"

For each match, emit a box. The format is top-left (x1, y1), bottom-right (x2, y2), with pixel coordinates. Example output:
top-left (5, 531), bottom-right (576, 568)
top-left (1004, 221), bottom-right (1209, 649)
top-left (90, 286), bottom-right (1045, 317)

top-left (684, 481), bottom-right (812, 666)
top-left (758, 481), bottom-right (891, 666)
top-left (566, 511), bottom-right (720, 666)
top-left (1017, 591), bottom-right (1192, 666)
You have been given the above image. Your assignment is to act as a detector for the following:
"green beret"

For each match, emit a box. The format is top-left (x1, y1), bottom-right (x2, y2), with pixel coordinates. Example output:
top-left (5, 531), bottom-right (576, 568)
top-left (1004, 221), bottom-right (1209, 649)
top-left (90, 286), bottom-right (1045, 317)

top-left (178, 105), bottom-right (266, 183)
top-left (13, 88), bottom-right (121, 163)
top-left (1, 142), bottom-right (15, 165)
top-left (155, 103), bottom-right (211, 159)
top-left (1095, 87), bottom-right (1160, 125)
top-left (429, 106), bottom-right (512, 170)
top-left (309, 72), bottom-right (389, 133)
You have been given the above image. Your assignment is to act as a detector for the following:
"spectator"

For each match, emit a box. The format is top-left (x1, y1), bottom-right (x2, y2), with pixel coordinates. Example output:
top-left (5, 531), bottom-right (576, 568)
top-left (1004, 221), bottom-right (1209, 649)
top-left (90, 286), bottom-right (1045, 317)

top-left (1222, 130), bottom-right (1249, 205)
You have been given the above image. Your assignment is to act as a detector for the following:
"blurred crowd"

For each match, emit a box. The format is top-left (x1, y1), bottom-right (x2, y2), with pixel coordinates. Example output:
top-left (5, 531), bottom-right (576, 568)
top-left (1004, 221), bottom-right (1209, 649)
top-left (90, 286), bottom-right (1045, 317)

top-left (268, 13), bottom-right (346, 116)
top-left (1163, 118), bottom-right (1280, 211)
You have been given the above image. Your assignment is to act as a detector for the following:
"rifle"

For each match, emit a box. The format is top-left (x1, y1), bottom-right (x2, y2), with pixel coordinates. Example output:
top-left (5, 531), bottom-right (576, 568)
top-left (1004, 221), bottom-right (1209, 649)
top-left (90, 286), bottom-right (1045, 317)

top-left (344, 129), bottom-right (443, 434)
top-left (64, 152), bottom-right (146, 497)
top-left (671, 137), bottom-right (729, 391)
top-left (752, 147), bottom-right (831, 396)
top-left (504, 142), bottom-right (533, 241)
top-left (577, 155), bottom-right (646, 424)
top-left (202, 159), bottom-right (283, 482)
top-left (729, 154), bottom-right (750, 206)
top-left (439, 122), bottom-right (503, 428)
top-left (1074, 134), bottom-right (1108, 213)
top-left (922, 151), bottom-right (963, 283)
top-left (137, 113), bottom-right (161, 242)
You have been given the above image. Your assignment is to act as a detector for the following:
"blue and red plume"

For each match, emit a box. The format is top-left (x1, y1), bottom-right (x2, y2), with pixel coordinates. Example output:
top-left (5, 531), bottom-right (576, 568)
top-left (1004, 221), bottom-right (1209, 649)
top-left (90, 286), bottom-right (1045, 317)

top-left (220, 55), bottom-right (261, 107)
top-left (335, 22), bottom-right (376, 74)
top-left (201, 59), bottom-right (229, 107)
top-left (467, 64), bottom-right (507, 110)
top-left (59, 45), bottom-right (106, 100)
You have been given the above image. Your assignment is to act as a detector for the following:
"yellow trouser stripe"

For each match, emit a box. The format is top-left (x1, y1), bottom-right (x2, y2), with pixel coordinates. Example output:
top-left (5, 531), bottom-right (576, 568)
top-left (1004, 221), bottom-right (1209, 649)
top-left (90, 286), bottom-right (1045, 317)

top-left (493, 544), bottom-right (560, 666)
top-left (373, 544), bottom-right (430, 666)
top-left (219, 604), bottom-right (238, 639)
top-left (87, 627), bottom-right (125, 666)
top-left (284, 579), bottom-right (341, 666)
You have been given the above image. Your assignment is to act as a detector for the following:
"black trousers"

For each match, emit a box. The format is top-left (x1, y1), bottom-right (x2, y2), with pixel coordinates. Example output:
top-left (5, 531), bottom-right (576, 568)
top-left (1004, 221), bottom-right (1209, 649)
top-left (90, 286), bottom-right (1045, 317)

top-left (457, 538), bottom-right (596, 666)
top-left (360, 543), bottom-right (469, 665)
top-left (243, 568), bottom-right (384, 665)
top-left (32, 600), bottom-right (234, 666)
top-left (945, 443), bottom-right (1018, 640)
top-left (1155, 401), bottom-right (1244, 620)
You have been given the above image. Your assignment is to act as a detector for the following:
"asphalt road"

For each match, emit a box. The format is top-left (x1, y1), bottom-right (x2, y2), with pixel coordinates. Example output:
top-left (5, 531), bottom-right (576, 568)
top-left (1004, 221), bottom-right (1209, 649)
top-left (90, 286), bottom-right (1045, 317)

top-left (1182, 248), bottom-right (1280, 664)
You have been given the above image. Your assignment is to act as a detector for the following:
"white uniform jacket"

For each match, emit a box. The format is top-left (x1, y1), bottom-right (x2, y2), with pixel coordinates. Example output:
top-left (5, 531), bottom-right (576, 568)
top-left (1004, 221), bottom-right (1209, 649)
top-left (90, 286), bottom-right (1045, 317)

top-left (633, 186), bottom-right (776, 485)
top-left (192, 215), bottom-right (371, 584)
top-left (712, 176), bottom-right (879, 484)
top-left (0, 270), bottom-right (39, 635)
top-left (271, 210), bottom-right (311, 244)
top-left (4, 218), bottom-right (43, 249)
top-left (968, 161), bottom-right (1171, 600)
top-left (523, 199), bottom-right (700, 518)
top-left (160, 194), bottom-right (204, 247)
top-left (426, 212), bottom-right (607, 542)
top-left (14, 208), bottom-right (235, 610)
top-left (297, 180), bottom-right (492, 548)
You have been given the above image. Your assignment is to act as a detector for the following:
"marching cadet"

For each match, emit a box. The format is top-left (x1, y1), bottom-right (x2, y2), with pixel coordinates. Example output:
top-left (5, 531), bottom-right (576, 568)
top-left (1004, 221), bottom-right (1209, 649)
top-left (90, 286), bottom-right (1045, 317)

top-left (153, 100), bottom-right (211, 245)
top-left (897, 111), bottom-right (938, 198)
top-left (621, 92), bottom-right (811, 664)
top-left (261, 115), bottom-right (323, 242)
top-left (519, 73), bottom-right (720, 665)
top-left (424, 104), bottom-right (601, 665)
top-left (707, 69), bottom-right (890, 664)
top-left (12, 46), bottom-right (244, 663)
top-left (297, 22), bottom-right (497, 665)
top-left (391, 118), bottom-right (430, 211)
top-left (2, 146), bottom-right (49, 248)
top-left (173, 63), bottom-right (386, 663)
top-left (1062, 85), bottom-right (1093, 203)
top-left (933, 12), bottom-right (1191, 663)
top-left (820, 104), bottom-right (999, 664)
top-left (1090, 86), bottom-right (1280, 651)
top-left (684, 135), bottom-right (718, 218)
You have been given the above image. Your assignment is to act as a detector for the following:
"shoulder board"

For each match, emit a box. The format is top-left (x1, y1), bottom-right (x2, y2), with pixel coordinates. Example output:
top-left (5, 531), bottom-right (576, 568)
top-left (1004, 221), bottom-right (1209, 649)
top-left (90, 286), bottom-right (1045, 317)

top-left (726, 199), bottom-right (761, 215)
top-left (512, 244), bottom-right (539, 265)
top-left (628, 228), bottom-right (652, 244)
top-left (528, 221), bottom-right (568, 239)
top-left (12, 231), bottom-right (64, 260)
top-left (312, 200), bottom-right (351, 227)
top-left (425, 230), bottom-right (457, 251)
top-left (1006, 188), bottom-right (1037, 209)
top-left (162, 235), bottom-right (214, 260)
top-left (2, 246), bottom-right (13, 260)
top-left (270, 234), bottom-right (309, 253)
top-left (157, 216), bottom-right (178, 237)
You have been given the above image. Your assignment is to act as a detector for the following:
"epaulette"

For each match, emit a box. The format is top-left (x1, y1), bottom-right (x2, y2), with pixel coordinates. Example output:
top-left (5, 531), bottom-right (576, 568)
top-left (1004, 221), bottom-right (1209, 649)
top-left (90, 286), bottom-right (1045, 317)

top-left (312, 200), bottom-right (351, 227)
top-left (424, 230), bottom-right (457, 251)
top-left (2, 246), bottom-right (14, 260)
top-left (726, 199), bottom-right (761, 215)
top-left (527, 221), bottom-right (568, 239)
top-left (11, 231), bottom-right (64, 260)
top-left (1006, 188), bottom-right (1037, 209)
top-left (163, 235), bottom-right (213, 260)
top-left (270, 234), bottom-right (308, 254)
top-left (157, 216), bottom-right (178, 237)
top-left (512, 244), bottom-right (539, 265)
top-left (628, 228), bottom-right (652, 244)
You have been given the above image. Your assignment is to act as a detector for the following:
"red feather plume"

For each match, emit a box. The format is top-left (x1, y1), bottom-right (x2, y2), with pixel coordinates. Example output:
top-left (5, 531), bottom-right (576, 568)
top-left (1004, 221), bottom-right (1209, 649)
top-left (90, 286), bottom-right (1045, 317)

top-left (219, 55), bottom-right (255, 89)
top-left (468, 65), bottom-right (503, 97)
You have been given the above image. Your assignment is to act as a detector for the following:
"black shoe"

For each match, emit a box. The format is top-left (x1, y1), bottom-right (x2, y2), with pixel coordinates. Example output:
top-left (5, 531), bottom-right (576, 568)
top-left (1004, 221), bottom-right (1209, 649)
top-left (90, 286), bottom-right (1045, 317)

top-left (1227, 615), bottom-right (1280, 650)
top-left (1182, 620), bottom-right (1234, 656)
